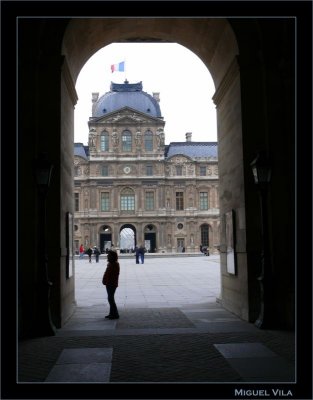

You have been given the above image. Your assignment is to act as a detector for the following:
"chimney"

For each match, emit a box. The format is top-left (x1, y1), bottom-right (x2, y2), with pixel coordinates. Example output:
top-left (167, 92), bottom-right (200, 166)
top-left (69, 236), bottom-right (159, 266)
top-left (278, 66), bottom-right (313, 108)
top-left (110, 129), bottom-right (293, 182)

top-left (153, 92), bottom-right (160, 102)
top-left (186, 132), bottom-right (192, 142)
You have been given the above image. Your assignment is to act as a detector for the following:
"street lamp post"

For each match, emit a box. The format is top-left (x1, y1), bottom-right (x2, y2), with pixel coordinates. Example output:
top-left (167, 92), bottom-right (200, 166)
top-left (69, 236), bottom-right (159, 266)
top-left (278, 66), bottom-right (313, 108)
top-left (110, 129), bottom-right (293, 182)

top-left (250, 151), bottom-right (273, 329)
top-left (34, 153), bottom-right (57, 336)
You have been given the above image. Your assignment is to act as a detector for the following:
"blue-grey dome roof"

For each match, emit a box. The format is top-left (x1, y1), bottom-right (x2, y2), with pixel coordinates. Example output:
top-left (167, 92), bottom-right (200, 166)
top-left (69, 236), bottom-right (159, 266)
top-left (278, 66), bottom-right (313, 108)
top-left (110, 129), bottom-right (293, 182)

top-left (93, 81), bottom-right (162, 118)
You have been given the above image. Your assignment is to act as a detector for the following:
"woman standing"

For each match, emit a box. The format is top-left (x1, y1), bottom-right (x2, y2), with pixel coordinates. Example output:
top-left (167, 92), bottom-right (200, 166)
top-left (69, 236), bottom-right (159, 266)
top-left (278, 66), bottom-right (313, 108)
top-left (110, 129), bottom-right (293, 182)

top-left (102, 250), bottom-right (120, 319)
top-left (79, 244), bottom-right (85, 259)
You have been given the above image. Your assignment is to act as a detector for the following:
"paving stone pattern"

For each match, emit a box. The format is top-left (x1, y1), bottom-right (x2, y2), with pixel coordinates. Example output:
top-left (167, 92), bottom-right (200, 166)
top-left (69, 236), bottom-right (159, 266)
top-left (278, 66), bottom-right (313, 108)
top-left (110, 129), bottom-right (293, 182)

top-left (116, 308), bottom-right (195, 329)
top-left (18, 256), bottom-right (295, 383)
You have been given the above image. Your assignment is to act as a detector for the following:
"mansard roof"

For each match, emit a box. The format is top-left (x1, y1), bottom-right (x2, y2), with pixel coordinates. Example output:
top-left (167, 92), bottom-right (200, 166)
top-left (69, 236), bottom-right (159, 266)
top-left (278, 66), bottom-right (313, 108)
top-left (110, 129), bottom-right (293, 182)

top-left (74, 143), bottom-right (89, 159)
top-left (92, 81), bottom-right (162, 118)
top-left (74, 141), bottom-right (218, 160)
top-left (165, 142), bottom-right (218, 159)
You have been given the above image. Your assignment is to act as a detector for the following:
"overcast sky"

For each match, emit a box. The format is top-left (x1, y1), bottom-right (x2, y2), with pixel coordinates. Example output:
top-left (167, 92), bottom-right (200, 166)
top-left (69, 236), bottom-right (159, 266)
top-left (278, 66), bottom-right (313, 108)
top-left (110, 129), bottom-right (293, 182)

top-left (74, 43), bottom-right (217, 145)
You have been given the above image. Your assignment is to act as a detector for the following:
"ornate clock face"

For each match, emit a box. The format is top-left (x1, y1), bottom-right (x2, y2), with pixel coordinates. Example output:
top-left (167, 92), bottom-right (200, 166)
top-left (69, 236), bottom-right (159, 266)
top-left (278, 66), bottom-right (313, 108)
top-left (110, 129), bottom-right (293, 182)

top-left (123, 166), bottom-right (131, 174)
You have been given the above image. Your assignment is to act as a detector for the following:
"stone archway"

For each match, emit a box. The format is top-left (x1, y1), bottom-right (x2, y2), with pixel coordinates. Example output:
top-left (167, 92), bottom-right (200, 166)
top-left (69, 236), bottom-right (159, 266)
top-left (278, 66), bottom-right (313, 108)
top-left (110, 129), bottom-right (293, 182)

top-left (61, 18), bottom-right (247, 323)
top-left (119, 224), bottom-right (137, 252)
top-left (18, 16), bottom-right (296, 334)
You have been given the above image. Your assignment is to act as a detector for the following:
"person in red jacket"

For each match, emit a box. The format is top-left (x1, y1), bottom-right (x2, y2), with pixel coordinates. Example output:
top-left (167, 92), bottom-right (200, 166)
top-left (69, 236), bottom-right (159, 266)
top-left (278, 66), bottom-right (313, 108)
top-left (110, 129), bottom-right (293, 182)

top-left (79, 244), bottom-right (84, 259)
top-left (102, 250), bottom-right (120, 319)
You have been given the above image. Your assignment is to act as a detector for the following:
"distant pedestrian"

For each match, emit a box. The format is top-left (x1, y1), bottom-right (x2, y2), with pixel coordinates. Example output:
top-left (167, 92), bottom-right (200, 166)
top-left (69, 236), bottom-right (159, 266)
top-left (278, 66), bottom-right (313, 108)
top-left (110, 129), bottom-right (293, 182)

top-left (79, 244), bottom-right (85, 259)
top-left (138, 244), bottom-right (146, 264)
top-left (102, 250), bottom-right (120, 319)
top-left (85, 246), bottom-right (93, 263)
top-left (134, 245), bottom-right (139, 264)
top-left (93, 246), bottom-right (100, 262)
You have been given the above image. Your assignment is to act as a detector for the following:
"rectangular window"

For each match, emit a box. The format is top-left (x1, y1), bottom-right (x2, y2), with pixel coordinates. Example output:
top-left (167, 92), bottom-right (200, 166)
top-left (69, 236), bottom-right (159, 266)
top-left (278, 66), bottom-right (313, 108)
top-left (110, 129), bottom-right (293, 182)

top-left (121, 195), bottom-right (135, 210)
top-left (200, 166), bottom-right (206, 176)
top-left (122, 132), bottom-right (132, 152)
top-left (176, 192), bottom-right (184, 210)
top-left (101, 165), bottom-right (108, 176)
top-left (101, 192), bottom-right (110, 211)
top-left (200, 192), bottom-right (208, 210)
top-left (74, 193), bottom-right (79, 212)
top-left (100, 134), bottom-right (109, 151)
top-left (144, 133), bottom-right (153, 151)
top-left (146, 165), bottom-right (153, 176)
top-left (176, 166), bottom-right (183, 176)
top-left (145, 191), bottom-right (154, 210)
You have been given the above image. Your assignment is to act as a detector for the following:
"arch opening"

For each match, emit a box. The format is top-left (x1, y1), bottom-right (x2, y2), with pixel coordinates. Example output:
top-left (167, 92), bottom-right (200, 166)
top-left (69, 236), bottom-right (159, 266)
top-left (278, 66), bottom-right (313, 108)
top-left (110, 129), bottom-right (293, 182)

top-left (119, 224), bottom-right (136, 253)
top-left (64, 17), bottom-right (242, 323)
top-left (17, 14), bottom-right (297, 338)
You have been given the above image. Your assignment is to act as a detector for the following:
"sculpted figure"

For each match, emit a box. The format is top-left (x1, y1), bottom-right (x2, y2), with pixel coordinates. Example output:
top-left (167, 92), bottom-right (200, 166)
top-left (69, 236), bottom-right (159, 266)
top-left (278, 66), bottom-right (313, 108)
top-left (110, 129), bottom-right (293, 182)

top-left (156, 128), bottom-right (165, 147)
top-left (112, 129), bottom-right (119, 147)
top-left (89, 133), bottom-right (96, 149)
top-left (135, 130), bottom-right (142, 147)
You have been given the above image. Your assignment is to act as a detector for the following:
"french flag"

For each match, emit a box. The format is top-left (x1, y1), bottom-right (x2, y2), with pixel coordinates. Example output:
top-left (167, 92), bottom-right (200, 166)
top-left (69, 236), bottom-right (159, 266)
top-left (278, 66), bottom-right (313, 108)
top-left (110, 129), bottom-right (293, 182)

top-left (111, 61), bottom-right (125, 73)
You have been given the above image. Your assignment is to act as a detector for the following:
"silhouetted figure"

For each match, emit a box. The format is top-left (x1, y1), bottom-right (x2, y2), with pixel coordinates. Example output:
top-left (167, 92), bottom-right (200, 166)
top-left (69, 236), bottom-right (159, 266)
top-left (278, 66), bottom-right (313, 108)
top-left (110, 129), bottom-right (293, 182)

top-left (93, 246), bottom-right (100, 262)
top-left (102, 250), bottom-right (120, 319)
top-left (138, 244), bottom-right (146, 264)
top-left (134, 246), bottom-right (139, 264)
top-left (85, 246), bottom-right (93, 263)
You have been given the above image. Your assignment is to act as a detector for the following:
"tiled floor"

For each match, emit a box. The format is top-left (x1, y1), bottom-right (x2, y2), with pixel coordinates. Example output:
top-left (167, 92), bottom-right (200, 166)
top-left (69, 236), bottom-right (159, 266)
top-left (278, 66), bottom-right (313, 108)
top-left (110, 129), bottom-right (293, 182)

top-left (19, 255), bottom-right (295, 384)
top-left (45, 348), bottom-right (113, 382)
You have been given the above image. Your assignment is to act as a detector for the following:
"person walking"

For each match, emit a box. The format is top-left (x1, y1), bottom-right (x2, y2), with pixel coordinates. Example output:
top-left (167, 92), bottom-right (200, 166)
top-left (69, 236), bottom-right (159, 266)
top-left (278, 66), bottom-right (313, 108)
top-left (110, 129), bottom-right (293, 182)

top-left (79, 244), bottom-right (85, 259)
top-left (138, 244), bottom-right (146, 264)
top-left (134, 245), bottom-right (140, 264)
top-left (102, 250), bottom-right (120, 320)
top-left (85, 246), bottom-right (93, 263)
top-left (93, 246), bottom-right (100, 263)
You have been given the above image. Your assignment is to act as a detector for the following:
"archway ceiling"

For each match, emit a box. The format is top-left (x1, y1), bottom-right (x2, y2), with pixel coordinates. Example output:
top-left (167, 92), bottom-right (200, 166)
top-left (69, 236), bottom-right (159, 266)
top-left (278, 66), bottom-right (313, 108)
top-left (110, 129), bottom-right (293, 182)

top-left (62, 18), bottom-right (238, 89)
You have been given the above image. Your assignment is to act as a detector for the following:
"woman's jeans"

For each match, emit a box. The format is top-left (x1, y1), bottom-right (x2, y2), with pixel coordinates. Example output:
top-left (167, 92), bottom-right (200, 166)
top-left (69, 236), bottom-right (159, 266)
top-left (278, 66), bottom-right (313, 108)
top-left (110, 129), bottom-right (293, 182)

top-left (106, 285), bottom-right (119, 317)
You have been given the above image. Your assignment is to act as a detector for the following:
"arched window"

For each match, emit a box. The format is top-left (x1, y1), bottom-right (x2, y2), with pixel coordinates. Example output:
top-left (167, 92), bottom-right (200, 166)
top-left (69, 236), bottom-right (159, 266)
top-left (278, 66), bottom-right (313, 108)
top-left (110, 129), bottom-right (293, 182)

top-left (122, 130), bottom-right (132, 152)
top-left (100, 131), bottom-right (109, 151)
top-left (144, 130), bottom-right (153, 151)
top-left (120, 188), bottom-right (135, 211)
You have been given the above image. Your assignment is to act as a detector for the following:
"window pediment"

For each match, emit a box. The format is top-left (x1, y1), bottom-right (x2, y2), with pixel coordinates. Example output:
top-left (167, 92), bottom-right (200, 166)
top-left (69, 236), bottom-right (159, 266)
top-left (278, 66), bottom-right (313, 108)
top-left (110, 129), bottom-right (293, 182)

top-left (94, 108), bottom-right (161, 125)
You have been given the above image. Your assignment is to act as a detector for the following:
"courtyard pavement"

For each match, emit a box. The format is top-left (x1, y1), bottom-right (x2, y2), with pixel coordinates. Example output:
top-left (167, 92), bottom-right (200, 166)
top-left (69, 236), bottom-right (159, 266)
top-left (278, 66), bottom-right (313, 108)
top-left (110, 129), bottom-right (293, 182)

top-left (18, 254), bottom-right (295, 393)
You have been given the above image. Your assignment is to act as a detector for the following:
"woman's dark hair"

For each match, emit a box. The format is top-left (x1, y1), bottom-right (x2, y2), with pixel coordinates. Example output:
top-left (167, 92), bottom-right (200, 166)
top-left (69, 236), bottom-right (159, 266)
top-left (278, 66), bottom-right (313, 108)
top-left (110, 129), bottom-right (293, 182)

top-left (107, 250), bottom-right (118, 262)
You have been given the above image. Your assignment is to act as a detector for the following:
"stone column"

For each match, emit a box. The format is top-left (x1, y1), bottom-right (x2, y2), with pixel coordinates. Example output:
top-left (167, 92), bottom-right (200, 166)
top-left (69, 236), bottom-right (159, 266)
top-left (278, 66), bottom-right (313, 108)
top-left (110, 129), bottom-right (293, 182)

top-left (112, 222), bottom-right (119, 248)
top-left (137, 223), bottom-right (144, 246)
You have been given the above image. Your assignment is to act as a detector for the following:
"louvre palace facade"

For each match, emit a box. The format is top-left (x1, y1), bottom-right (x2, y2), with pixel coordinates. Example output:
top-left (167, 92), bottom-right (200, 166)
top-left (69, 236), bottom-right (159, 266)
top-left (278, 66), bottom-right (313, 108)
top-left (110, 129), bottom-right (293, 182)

top-left (73, 80), bottom-right (220, 254)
